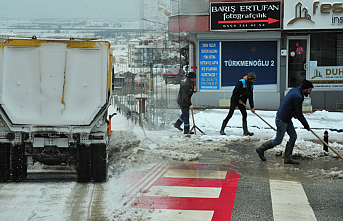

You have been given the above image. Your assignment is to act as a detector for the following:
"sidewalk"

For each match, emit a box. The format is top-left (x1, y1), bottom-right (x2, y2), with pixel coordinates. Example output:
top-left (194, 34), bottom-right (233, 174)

top-left (108, 105), bottom-right (130, 131)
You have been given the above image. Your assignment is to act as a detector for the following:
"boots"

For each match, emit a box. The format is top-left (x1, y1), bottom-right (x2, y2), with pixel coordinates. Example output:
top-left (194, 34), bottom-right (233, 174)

top-left (256, 141), bottom-right (273, 161)
top-left (284, 142), bottom-right (299, 164)
top-left (174, 119), bottom-right (183, 131)
top-left (243, 122), bottom-right (254, 136)
top-left (220, 120), bottom-right (227, 135)
top-left (184, 126), bottom-right (194, 135)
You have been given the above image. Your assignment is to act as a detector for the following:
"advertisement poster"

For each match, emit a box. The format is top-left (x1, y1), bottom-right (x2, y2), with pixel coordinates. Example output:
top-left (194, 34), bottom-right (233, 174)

top-left (199, 42), bottom-right (220, 90)
top-left (309, 65), bottom-right (343, 90)
top-left (210, 1), bottom-right (281, 31)
top-left (221, 41), bottom-right (277, 88)
top-left (284, 0), bottom-right (343, 30)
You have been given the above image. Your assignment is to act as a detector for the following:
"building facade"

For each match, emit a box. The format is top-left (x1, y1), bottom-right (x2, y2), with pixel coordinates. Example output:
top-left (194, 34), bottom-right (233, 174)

top-left (169, 0), bottom-right (343, 110)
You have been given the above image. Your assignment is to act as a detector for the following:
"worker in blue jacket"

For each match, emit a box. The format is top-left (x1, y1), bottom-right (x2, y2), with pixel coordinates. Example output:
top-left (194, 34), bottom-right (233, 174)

top-left (256, 79), bottom-right (313, 164)
top-left (220, 72), bottom-right (256, 136)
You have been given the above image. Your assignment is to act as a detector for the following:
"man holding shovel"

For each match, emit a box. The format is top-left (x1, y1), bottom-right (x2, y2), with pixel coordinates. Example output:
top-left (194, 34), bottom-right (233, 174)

top-left (174, 72), bottom-right (196, 134)
top-left (220, 72), bottom-right (256, 136)
top-left (256, 79), bottom-right (313, 164)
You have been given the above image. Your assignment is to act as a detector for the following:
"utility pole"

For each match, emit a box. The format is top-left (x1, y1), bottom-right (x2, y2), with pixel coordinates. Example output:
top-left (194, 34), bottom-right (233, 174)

top-left (171, 0), bottom-right (182, 83)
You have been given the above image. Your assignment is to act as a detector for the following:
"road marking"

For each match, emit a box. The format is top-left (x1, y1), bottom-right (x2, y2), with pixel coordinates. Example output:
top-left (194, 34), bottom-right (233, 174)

top-left (123, 163), bottom-right (161, 195)
top-left (131, 208), bottom-right (214, 221)
top-left (144, 186), bottom-right (222, 198)
top-left (163, 169), bottom-right (227, 179)
top-left (270, 180), bottom-right (317, 221)
top-left (269, 165), bottom-right (317, 221)
top-left (121, 163), bottom-right (169, 208)
top-left (131, 165), bottom-right (240, 221)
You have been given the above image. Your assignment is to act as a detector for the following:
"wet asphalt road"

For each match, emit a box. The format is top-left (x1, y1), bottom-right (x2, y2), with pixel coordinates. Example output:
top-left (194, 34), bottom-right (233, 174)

top-left (19, 140), bottom-right (343, 221)
top-left (207, 140), bottom-right (343, 221)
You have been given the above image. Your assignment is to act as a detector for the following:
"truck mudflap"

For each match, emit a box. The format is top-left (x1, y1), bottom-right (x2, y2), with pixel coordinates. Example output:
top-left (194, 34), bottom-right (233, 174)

top-left (0, 143), bottom-right (26, 182)
top-left (77, 144), bottom-right (108, 182)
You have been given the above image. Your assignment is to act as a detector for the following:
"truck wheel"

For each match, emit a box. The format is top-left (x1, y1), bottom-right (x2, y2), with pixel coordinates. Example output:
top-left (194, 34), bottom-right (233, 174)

top-left (0, 144), bottom-right (10, 182)
top-left (77, 144), bottom-right (92, 182)
top-left (11, 144), bottom-right (26, 182)
top-left (91, 144), bottom-right (108, 182)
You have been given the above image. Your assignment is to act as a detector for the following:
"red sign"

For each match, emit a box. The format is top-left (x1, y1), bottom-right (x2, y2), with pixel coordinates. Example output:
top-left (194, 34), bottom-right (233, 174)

top-left (296, 46), bottom-right (303, 55)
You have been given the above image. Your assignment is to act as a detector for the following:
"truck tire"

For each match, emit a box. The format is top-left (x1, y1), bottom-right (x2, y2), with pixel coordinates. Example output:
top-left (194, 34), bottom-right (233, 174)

top-left (77, 144), bottom-right (92, 182)
top-left (0, 144), bottom-right (10, 182)
top-left (11, 144), bottom-right (26, 182)
top-left (91, 144), bottom-right (108, 182)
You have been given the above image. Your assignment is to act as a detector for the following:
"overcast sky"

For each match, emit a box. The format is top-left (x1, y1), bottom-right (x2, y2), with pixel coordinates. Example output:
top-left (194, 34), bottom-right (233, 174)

top-left (0, 0), bottom-right (143, 19)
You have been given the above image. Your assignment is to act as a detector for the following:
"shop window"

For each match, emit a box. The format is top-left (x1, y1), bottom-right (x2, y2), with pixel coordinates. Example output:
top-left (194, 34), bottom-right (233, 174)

top-left (310, 33), bottom-right (338, 66)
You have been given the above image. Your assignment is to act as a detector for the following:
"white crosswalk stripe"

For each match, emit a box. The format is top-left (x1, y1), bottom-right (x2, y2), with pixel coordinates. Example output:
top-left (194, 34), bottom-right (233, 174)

top-left (270, 180), bottom-right (317, 221)
top-left (145, 185), bottom-right (222, 198)
top-left (269, 165), bottom-right (317, 221)
top-left (163, 169), bottom-right (227, 179)
top-left (130, 208), bottom-right (214, 221)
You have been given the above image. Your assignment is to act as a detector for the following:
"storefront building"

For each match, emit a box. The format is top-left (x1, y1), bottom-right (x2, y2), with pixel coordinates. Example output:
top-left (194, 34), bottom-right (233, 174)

top-left (284, 0), bottom-right (343, 110)
top-left (169, 0), bottom-right (343, 110)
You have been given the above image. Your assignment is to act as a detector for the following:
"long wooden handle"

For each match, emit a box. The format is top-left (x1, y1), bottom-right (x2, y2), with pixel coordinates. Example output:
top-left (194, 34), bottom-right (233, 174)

top-left (191, 109), bottom-right (196, 135)
top-left (242, 103), bottom-right (276, 131)
top-left (310, 129), bottom-right (343, 160)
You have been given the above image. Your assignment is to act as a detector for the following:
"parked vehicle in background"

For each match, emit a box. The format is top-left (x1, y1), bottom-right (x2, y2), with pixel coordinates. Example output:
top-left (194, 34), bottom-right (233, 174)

top-left (173, 64), bottom-right (189, 75)
top-left (0, 37), bottom-right (112, 182)
top-left (163, 68), bottom-right (185, 84)
top-left (164, 64), bottom-right (174, 73)
top-left (152, 63), bottom-right (164, 75)
top-left (173, 64), bottom-right (181, 69)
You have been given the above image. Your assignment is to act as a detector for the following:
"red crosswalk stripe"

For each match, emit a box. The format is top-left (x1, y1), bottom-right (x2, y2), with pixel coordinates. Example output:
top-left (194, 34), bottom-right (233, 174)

top-left (130, 164), bottom-right (240, 220)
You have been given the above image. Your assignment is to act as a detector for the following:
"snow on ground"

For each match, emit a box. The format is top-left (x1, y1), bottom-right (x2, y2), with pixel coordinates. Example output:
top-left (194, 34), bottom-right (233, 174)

top-left (108, 105), bottom-right (343, 160)
top-left (104, 105), bottom-right (343, 220)
top-left (106, 105), bottom-right (343, 182)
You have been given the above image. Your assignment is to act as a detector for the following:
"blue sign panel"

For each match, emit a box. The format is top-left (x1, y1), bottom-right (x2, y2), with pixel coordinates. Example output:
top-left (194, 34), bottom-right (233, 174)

top-left (199, 42), bottom-right (220, 90)
top-left (221, 41), bottom-right (277, 87)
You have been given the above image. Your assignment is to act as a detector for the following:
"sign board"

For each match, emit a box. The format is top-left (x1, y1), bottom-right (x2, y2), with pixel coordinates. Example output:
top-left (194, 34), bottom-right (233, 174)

top-left (309, 65), bottom-right (343, 90)
top-left (221, 41), bottom-right (277, 88)
top-left (199, 42), bottom-right (220, 90)
top-left (210, 1), bottom-right (281, 31)
top-left (284, 0), bottom-right (343, 30)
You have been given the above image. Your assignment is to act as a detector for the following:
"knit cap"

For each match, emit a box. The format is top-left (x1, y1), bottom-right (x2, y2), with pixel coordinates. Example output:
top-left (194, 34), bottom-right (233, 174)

top-left (188, 72), bottom-right (196, 78)
top-left (248, 72), bottom-right (256, 79)
top-left (301, 79), bottom-right (313, 89)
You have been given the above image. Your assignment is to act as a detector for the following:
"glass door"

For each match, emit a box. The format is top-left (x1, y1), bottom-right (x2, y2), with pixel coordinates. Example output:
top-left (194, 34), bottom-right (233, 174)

top-left (287, 36), bottom-right (310, 88)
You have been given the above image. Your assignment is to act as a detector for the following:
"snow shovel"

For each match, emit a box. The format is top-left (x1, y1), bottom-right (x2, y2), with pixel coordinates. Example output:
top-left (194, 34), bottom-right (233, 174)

top-left (139, 113), bottom-right (160, 146)
top-left (188, 106), bottom-right (206, 136)
top-left (309, 128), bottom-right (343, 161)
top-left (242, 103), bottom-right (276, 131)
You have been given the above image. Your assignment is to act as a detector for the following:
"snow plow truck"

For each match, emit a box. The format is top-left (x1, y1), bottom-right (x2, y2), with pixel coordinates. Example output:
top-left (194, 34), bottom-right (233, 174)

top-left (0, 37), bottom-right (112, 182)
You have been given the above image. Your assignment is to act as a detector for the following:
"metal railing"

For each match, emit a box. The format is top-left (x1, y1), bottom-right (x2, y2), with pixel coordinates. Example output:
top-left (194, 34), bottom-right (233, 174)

top-left (112, 69), bottom-right (181, 131)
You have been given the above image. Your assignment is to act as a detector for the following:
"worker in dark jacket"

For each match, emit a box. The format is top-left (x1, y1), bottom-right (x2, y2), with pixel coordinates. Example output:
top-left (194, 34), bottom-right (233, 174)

top-left (220, 72), bottom-right (256, 136)
top-left (174, 72), bottom-right (196, 134)
top-left (256, 79), bottom-right (313, 164)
